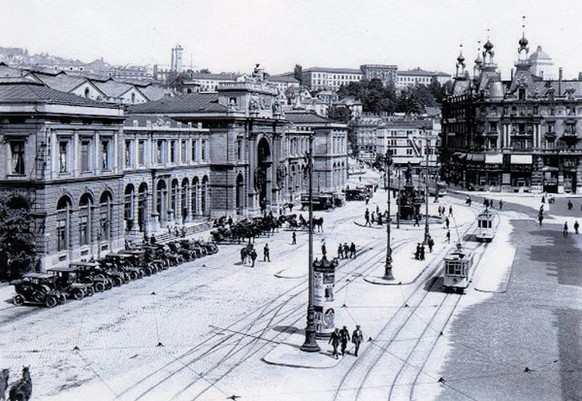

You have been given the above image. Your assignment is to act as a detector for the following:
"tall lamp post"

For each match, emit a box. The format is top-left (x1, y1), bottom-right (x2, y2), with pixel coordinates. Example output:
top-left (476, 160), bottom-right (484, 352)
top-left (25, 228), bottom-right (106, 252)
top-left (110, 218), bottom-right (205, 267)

top-left (301, 133), bottom-right (320, 352)
top-left (423, 134), bottom-right (431, 245)
top-left (384, 150), bottom-right (394, 280)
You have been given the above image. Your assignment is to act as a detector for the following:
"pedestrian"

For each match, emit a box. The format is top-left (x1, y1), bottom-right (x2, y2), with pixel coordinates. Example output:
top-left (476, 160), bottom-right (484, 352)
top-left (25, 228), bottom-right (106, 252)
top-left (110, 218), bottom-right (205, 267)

top-left (339, 325), bottom-right (350, 356)
top-left (321, 240), bottom-right (327, 257)
top-left (575, 220), bottom-right (580, 234)
top-left (499, 199), bottom-right (503, 209)
top-left (376, 205), bottom-right (380, 215)
top-left (449, 205), bottom-right (453, 216)
top-left (415, 243), bottom-right (421, 260)
top-left (337, 244), bottom-right (344, 259)
top-left (445, 216), bottom-right (450, 229)
top-left (446, 230), bottom-right (451, 243)
top-left (263, 244), bottom-right (270, 262)
top-left (292, 230), bottom-right (297, 245)
top-left (250, 249), bottom-right (257, 267)
top-left (344, 243), bottom-right (350, 259)
top-left (329, 328), bottom-right (341, 359)
top-left (371, 212), bottom-right (375, 224)
top-left (365, 195), bottom-right (370, 205)
top-left (538, 213), bottom-right (544, 226)
top-left (414, 214), bottom-right (420, 227)
top-left (428, 236), bottom-right (434, 253)
top-left (364, 208), bottom-right (371, 227)
top-left (419, 244), bottom-right (425, 261)
top-left (563, 222), bottom-right (569, 237)
top-left (349, 242), bottom-right (357, 259)
top-left (352, 325), bottom-right (364, 357)
top-left (568, 200), bottom-right (573, 210)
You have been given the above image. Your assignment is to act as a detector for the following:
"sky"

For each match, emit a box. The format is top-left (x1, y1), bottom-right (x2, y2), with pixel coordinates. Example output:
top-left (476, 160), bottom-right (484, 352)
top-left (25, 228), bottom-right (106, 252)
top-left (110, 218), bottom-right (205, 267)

top-left (2, 0), bottom-right (582, 79)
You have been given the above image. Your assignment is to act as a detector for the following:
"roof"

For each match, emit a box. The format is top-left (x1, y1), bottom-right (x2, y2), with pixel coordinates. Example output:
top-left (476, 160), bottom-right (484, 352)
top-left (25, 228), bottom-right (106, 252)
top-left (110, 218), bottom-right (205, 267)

top-left (398, 68), bottom-right (450, 77)
top-left (0, 82), bottom-right (119, 108)
top-left (139, 85), bottom-right (172, 101)
top-left (129, 92), bottom-right (228, 114)
top-left (188, 72), bottom-right (241, 80)
top-left (93, 80), bottom-right (135, 97)
top-left (285, 110), bottom-right (343, 125)
top-left (268, 75), bottom-right (300, 83)
top-left (33, 73), bottom-right (89, 92)
top-left (303, 67), bottom-right (363, 75)
top-left (529, 46), bottom-right (552, 62)
top-left (378, 119), bottom-right (433, 129)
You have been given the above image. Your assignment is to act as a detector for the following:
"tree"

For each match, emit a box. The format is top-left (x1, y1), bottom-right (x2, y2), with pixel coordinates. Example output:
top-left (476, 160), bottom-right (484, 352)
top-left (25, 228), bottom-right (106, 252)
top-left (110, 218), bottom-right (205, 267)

top-left (293, 64), bottom-right (303, 85)
top-left (0, 196), bottom-right (37, 281)
top-left (327, 105), bottom-right (352, 123)
top-left (337, 79), bottom-right (397, 114)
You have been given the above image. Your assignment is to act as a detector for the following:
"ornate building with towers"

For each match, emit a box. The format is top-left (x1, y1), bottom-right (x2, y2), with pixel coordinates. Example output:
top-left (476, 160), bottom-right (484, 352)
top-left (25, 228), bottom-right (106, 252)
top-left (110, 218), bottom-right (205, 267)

top-left (441, 31), bottom-right (582, 193)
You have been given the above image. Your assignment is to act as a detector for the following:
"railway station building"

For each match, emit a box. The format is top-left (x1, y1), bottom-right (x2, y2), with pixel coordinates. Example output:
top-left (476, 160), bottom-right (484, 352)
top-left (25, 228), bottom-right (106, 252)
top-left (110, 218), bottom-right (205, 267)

top-left (0, 66), bottom-right (348, 271)
top-left (441, 35), bottom-right (582, 193)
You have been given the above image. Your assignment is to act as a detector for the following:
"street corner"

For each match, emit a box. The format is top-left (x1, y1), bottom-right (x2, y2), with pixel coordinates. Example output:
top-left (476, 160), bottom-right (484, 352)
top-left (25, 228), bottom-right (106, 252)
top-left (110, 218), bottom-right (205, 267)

top-left (262, 332), bottom-right (342, 369)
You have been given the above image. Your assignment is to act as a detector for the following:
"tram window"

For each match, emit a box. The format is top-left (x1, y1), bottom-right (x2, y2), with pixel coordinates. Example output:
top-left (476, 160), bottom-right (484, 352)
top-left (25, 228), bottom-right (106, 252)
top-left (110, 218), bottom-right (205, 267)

top-left (447, 261), bottom-right (463, 275)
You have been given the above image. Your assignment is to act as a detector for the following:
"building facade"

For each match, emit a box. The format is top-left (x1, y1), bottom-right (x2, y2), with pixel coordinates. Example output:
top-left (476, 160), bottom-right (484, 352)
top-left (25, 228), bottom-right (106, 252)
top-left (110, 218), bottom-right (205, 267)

top-left (442, 35), bottom-right (582, 193)
top-left (301, 67), bottom-right (363, 92)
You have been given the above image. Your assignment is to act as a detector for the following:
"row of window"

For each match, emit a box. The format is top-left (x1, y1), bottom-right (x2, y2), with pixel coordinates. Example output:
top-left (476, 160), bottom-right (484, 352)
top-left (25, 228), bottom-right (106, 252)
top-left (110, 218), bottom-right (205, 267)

top-left (123, 138), bottom-right (209, 168)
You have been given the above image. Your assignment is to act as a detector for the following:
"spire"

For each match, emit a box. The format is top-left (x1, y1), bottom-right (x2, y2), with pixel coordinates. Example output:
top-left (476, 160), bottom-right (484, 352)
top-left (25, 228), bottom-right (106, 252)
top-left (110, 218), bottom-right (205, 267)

top-left (456, 43), bottom-right (466, 78)
top-left (518, 16), bottom-right (530, 62)
top-left (474, 41), bottom-right (483, 77)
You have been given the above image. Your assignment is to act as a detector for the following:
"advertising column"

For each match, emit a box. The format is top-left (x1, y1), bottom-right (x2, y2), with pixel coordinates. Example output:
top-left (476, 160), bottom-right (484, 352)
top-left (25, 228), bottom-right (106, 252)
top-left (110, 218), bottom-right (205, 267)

top-left (313, 256), bottom-right (338, 338)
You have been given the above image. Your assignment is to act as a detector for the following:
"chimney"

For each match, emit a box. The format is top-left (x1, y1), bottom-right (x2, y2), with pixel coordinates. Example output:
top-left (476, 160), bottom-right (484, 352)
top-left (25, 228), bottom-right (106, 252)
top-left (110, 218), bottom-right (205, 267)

top-left (559, 67), bottom-right (563, 95)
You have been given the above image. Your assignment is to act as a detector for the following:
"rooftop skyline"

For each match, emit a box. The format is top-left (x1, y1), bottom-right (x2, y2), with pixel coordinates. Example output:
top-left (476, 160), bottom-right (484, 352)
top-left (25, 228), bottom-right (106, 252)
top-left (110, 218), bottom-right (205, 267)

top-left (3, 0), bottom-right (582, 79)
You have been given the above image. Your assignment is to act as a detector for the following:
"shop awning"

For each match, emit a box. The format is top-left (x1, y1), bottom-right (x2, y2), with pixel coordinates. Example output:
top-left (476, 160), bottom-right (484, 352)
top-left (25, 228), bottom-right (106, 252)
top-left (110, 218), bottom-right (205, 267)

top-left (510, 155), bottom-right (533, 165)
top-left (485, 154), bottom-right (503, 164)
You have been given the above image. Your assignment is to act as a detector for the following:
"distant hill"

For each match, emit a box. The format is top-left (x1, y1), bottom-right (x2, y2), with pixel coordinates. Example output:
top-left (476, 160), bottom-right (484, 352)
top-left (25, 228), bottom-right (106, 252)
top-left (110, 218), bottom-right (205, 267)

top-left (0, 46), bottom-right (109, 72)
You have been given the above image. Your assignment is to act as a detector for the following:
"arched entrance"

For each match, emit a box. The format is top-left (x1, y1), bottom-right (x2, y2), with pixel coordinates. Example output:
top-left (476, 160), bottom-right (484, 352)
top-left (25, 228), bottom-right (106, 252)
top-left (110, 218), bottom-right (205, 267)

top-left (255, 138), bottom-right (272, 211)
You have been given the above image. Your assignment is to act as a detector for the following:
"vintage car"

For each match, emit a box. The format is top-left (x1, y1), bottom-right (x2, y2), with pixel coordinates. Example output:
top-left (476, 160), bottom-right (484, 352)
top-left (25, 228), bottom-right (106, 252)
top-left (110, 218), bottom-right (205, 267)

top-left (68, 262), bottom-right (113, 292)
top-left (47, 266), bottom-right (95, 300)
top-left (11, 273), bottom-right (67, 308)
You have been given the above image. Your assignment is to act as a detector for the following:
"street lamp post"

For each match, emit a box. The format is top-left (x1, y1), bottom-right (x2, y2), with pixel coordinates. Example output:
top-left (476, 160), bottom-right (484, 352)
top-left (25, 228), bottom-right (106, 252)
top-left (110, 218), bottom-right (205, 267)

top-left (423, 136), bottom-right (431, 244)
top-left (301, 133), bottom-right (320, 352)
top-left (384, 150), bottom-right (394, 280)
top-left (396, 168), bottom-right (401, 229)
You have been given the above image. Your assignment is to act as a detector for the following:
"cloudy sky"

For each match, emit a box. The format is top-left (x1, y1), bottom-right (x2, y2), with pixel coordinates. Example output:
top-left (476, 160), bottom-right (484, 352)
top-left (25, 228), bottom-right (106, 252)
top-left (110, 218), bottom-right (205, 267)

top-left (2, 0), bottom-right (582, 79)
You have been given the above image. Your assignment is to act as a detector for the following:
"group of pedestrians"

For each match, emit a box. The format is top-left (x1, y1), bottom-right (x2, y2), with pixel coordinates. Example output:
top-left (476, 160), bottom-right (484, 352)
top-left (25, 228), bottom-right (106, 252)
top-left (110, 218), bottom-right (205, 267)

top-left (329, 325), bottom-right (364, 358)
top-left (337, 242), bottom-right (357, 259)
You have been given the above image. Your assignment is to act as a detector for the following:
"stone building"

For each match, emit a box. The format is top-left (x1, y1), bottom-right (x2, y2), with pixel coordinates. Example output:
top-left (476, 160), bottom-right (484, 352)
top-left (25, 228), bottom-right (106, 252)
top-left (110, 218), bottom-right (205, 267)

top-left (442, 34), bottom-right (582, 193)
top-left (0, 77), bottom-right (125, 270)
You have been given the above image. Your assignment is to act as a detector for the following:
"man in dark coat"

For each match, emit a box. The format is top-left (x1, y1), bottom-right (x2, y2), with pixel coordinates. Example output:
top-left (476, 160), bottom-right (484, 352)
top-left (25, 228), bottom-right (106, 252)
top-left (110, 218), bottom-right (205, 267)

top-left (329, 328), bottom-right (341, 359)
top-left (352, 325), bottom-right (364, 357)
top-left (339, 326), bottom-right (351, 356)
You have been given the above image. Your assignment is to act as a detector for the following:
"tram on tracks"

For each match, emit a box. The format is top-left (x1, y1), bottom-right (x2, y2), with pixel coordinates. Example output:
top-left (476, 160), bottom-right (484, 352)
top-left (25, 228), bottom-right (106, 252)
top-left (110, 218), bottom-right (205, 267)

top-left (475, 208), bottom-right (497, 242)
top-left (443, 243), bottom-right (474, 293)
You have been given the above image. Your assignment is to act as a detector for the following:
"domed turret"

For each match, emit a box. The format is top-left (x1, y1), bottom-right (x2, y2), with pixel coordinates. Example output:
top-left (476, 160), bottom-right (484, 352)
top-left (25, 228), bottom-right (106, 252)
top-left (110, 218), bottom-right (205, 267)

top-left (519, 34), bottom-right (528, 49)
top-left (483, 40), bottom-right (494, 52)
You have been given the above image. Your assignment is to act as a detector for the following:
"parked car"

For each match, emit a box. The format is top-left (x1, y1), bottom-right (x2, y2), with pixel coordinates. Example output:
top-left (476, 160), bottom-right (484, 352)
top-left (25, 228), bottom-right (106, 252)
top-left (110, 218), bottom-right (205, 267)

top-left (11, 273), bottom-right (67, 308)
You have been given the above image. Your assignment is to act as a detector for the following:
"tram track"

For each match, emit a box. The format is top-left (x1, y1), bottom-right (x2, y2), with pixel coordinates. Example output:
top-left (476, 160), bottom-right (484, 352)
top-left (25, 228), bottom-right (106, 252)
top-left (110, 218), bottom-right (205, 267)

top-left (120, 236), bottom-right (409, 401)
top-left (331, 209), bottom-right (492, 401)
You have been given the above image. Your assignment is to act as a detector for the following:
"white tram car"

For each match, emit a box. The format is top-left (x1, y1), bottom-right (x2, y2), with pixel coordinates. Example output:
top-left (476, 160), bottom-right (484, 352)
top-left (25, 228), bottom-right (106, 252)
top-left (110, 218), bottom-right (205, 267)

top-left (475, 209), bottom-right (496, 242)
top-left (443, 243), bottom-right (474, 293)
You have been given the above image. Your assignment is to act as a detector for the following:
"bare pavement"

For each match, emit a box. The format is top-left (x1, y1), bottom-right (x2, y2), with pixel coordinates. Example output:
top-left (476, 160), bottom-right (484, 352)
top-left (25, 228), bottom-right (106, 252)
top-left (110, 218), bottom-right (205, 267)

top-left (0, 170), bottom-right (581, 401)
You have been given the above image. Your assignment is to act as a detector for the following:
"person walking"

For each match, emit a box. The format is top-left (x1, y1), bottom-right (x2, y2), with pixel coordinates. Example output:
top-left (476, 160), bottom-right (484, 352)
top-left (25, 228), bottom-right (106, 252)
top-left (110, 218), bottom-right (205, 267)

top-left (349, 242), bottom-right (357, 259)
top-left (419, 244), bottom-right (425, 261)
top-left (250, 248), bottom-right (257, 267)
top-left (344, 243), bottom-right (350, 259)
top-left (499, 199), bottom-right (503, 209)
top-left (339, 325), bottom-right (351, 356)
top-left (415, 243), bottom-right (421, 260)
top-left (568, 200), bottom-right (573, 210)
top-left (364, 208), bottom-right (371, 227)
top-left (449, 205), bottom-right (454, 216)
top-left (446, 230), bottom-right (451, 243)
top-left (329, 328), bottom-right (341, 359)
top-left (321, 240), bottom-right (327, 258)
top-left (263, 244), bottom-right (270, 262)
top-left (575, 220), bottom-right (580, 234)
top-left (428, 236), bottom-right (434, 253)
top-left (445, 216), bottom-right (450, 230)
top-left (538, 212), bottom-right (544, 226)
top-left (352, 325), bottom-right (364, 357)
top-left (337, 244), bottom-right (344, 259)
top-left (563, 222), bottom-right (569, 237)
top-left (291, 231), bottom-right (297, 245)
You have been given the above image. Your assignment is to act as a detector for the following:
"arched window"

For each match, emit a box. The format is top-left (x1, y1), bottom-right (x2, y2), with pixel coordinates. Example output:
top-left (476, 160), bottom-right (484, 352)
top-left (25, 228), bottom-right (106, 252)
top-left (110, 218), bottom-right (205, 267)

top-left (79, 193), bottom-right (93, 246)
top-left (56, 196), bottom-right (72, 251)
top-left (99, 192), bottom-right (113, 241)
top-left (191, 177), bottom-right (199, 217)
top-left (201, 176), bottom-right (209, 215)
top-left (138, 183), bottom-right (148, 232)
top-left (124, 184), bottom-right (135, 232)
top-left (181, 178), bottom-right (189, 219)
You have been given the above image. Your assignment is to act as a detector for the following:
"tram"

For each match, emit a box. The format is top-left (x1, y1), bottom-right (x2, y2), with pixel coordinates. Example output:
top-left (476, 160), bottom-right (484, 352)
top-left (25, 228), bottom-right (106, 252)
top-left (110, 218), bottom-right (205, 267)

top-left (475, 208), bottom-right (497, 242)
top-left (428, 181), bottom-right (447, 197)
top-left (443, 243), bottom-right (474, 293)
